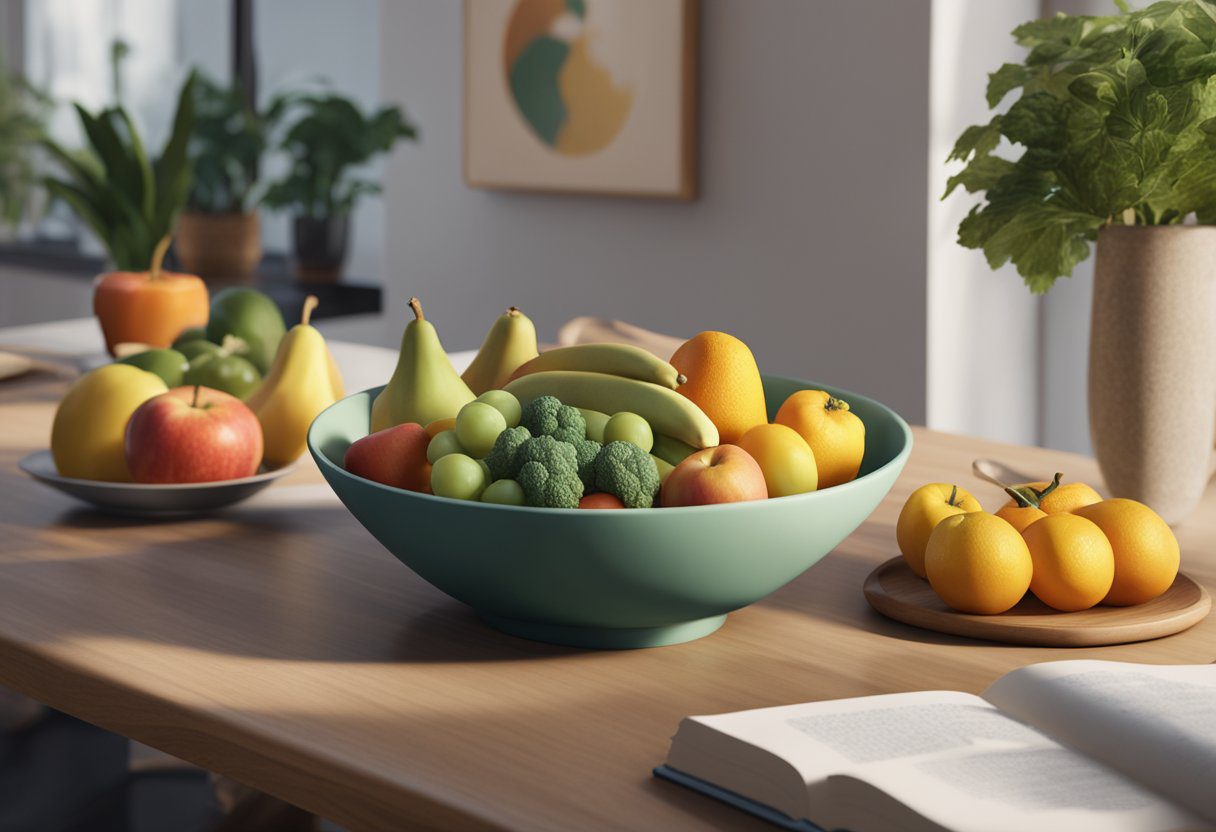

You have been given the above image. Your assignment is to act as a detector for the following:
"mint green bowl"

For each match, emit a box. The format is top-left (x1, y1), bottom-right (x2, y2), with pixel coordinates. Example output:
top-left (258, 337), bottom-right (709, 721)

top-left (308, 376), bottom-right (911, 649)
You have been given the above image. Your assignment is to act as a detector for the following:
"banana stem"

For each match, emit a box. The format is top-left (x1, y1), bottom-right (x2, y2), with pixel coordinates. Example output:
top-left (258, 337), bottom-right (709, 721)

top-left (676, 373), bottom-right (688, 386)
top-left (149, 234), bottom-right (172, 281)
top-left (302, 295), bottom-right (318, 326)
top-left (409, 297), bottom-right (424, 321)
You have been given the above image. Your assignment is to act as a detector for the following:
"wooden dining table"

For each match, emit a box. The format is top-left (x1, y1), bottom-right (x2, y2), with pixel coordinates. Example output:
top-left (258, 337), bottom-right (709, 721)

top-left (1, 335), bottom-right (1214, 831)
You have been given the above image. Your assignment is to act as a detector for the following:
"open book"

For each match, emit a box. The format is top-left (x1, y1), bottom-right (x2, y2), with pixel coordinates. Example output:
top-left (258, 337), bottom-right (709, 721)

top-left (657, 661), bottom-right (1216, 832)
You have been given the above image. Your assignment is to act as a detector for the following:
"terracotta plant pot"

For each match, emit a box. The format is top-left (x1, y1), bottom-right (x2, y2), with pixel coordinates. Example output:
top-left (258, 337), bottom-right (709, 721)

top-left (293, 215), bottom-right (350, 284)
top-left (175, 211), bottom-right (262, 283)
top-left (1089, 225), bottom-right (1216, 524)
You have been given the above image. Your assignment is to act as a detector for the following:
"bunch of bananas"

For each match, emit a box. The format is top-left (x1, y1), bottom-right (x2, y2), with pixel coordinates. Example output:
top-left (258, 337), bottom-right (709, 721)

top-left (504, 344), bottom-right (719, 449)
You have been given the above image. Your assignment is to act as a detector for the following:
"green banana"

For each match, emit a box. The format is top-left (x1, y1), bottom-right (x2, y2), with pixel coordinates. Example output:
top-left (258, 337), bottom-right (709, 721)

top-left (508, 343), bottom-right (686, 389)
top-left (504, 371), bottom-right (719, 448)
top-left (651, 433), bottom-right (699, 467)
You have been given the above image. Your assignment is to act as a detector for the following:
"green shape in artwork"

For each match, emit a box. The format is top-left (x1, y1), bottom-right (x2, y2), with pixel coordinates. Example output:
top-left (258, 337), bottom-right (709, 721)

top-left (509, 35), bottom-right (569, 148)
top-left (565, 0), bottom-right (586, 18)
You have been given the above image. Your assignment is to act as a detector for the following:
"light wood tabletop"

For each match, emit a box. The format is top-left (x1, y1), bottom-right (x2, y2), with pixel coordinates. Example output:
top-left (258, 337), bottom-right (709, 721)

top-left (1, 367), bottom-right (1214, 832)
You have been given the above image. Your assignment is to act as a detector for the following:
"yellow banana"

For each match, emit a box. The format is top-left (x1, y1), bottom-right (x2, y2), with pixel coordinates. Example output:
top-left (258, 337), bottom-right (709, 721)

top-left (508, 343), bottom-right (685, 389)
top-left (504, 371), bottom-right (719, 448)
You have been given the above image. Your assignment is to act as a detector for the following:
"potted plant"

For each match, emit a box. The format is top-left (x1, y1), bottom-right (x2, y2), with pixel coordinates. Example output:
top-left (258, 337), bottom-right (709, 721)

top-left (0, 55), bottom-right (49, 237)
top-left (177, 73), bottom-right (289, 283)
top-left (41, 72), bottom-right (197, 270)
top-left (263, 93), bottom-right (417, 283)
top-left (947, 0), bottom-right (1216, 523)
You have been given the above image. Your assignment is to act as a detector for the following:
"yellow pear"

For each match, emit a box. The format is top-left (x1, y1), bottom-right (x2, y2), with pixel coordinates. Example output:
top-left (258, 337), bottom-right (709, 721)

top-left (52, 363), bottom-right (168, 481)
top-left (461, 306), bottom-right (539, 394)
top-left (371, 297), bottom-right (475, 431)
top-left (247, 296), bottom-right (344, 467)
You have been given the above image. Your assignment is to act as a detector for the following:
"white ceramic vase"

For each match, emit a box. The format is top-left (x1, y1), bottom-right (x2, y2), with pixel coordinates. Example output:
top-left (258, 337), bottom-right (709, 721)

top-left (1088, 225), bottom-right (1216, 524)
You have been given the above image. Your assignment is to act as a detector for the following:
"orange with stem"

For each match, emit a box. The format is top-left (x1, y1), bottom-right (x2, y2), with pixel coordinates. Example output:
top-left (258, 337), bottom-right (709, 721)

top-left (93, 235), bottom-right (210, 355)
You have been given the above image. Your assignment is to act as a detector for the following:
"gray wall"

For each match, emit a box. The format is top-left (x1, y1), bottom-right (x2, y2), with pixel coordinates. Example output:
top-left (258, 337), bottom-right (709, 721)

top-left (378, 0), bottom-right (932, 422)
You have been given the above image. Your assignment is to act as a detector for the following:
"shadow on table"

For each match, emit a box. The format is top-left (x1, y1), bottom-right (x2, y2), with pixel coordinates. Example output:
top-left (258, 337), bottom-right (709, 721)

top-left (0, 509), bottom-right (599, 666)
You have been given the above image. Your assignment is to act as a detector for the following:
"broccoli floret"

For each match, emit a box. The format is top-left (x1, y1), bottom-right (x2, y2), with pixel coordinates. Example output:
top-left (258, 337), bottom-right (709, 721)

top-left (572, 438), bottom-right (602, 490)
top-left (515, 435), bottom-right (584, 508)
top-left (521, 395), bottom-right (586, 445)
top-left (592, 440), bottom-right (661, 508)
top-left (486, 425), bottom-right (532, 480)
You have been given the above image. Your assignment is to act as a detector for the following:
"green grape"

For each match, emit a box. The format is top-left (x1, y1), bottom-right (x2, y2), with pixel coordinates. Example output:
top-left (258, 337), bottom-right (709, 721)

top-left (426, 430), bottom-right (465, 464)
top-left (430, 453), bottom-right (486, 501)
top-left (456, 401), bottom-right (507, 458)
top-left (481, 478), bottom-right (525, 506)
top-left (477, 389), bottom-right (522, 428)
top-left (579, 408), bottom-right (610, 443)
top-left (604, 411), bottom-right (654, 452)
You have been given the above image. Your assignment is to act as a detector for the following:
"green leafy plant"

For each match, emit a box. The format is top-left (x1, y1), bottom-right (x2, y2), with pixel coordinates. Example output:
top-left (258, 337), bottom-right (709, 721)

top-left (187, 73), bottom-right (291, 214)
top-left (42, 72), bottom-right (197, 270)
top-left (0, 56), bottom-right (49, 226)
top-left (946, 0), bottom-right (1216, 292)
top-left (262, 93), bottom-right (417, 218)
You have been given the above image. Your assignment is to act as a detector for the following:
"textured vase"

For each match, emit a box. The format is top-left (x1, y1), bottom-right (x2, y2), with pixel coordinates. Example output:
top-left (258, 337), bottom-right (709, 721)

top-left (175, 211), bottom-right (262, 283)
top-left (1089, 225), bottom-right (1216, 525)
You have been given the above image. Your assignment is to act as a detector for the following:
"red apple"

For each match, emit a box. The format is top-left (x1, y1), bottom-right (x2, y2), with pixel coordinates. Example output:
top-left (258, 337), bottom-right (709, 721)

top-left (124, 386), bottom-right (263, 483)
top-left (344, 423), bottom-right (431, 492)
top-left (660, 445), bottom-right (769, 507)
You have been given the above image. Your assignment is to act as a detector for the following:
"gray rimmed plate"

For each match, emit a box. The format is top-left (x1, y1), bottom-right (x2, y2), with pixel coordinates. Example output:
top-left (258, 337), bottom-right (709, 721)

top-left (18, 450), bottom-right (298, 517)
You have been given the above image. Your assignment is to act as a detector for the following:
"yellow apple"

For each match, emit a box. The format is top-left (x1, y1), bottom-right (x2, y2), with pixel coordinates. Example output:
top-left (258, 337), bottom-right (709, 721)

top-left (51, 364), bottom-right (168, 481)
top-left (735, 423), bottom-right (818, 498)
top-left (896, 482), bottom-right (983, 577)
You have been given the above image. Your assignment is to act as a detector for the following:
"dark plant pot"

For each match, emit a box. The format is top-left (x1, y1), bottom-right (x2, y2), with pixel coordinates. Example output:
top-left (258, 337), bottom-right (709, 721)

top-left (176, 211), bottom-right (262, 283)
top-left (293, 215), bottom-right (350, 284)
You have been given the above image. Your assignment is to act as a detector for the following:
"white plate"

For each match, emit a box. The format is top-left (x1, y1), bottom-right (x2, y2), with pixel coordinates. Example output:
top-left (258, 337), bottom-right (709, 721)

top-left (18, 450), bottom-right (298, 517)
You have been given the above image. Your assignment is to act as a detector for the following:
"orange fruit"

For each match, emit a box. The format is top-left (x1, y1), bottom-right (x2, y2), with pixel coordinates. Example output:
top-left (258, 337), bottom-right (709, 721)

top-left (425, 416), bottom-right (456, 438)
top-left (925, 512), bottom-right (1032, 615)
top-left (896, 483), bottom-right (983, 577)
top-left (1073, 499), bottom-right (1179, 606)
top-left (670, 332), bottom-right (767, 445)
top-left (995, 503), bottom-right (1047, 533)
top-left (1022, 514), bottom-right (1114, 611)
top-left (1001, 478), bottom-right (1101, 514)
top-left (775, 390), bottom-right (865, 488)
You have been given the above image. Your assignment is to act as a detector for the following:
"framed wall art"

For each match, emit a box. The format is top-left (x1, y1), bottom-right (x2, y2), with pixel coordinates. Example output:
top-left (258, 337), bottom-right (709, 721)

top-left (464, 0), bottom-right (698, 199)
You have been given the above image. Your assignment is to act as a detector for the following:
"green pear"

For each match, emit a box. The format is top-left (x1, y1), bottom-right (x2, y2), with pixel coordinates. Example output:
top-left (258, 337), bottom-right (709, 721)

top-left (461, 306), bottom-right (539, 395)
top-left (372, 297), bottom-right (475, 432)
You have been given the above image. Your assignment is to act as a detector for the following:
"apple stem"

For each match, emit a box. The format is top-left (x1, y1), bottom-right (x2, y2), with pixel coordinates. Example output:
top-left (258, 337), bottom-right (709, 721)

top-left (191, 384), bottom-right (200, 408)
top-left (149, 235), bottom-right (172, 281)
top-left (1005, 486), bottom-right (1037, 509)
top-left (947, 484), bottom-right (959, 507)
top-left (409, 297), bottom-right (424, 321)
top-left (302, 295), bottom-right (318, 326)
top-left (1005, 473), bottom-right (1063, 510)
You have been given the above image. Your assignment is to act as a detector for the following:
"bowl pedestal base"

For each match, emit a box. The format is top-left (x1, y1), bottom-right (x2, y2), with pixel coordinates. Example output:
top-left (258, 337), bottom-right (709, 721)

top-left (478, 613), bottom-right (727, 649)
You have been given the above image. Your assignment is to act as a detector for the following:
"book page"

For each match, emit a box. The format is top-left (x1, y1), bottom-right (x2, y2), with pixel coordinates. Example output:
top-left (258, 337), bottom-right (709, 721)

top-left (679, 691), bottom-right (1205, 832)
top-left (984, 661), bottom-right (1216, 824)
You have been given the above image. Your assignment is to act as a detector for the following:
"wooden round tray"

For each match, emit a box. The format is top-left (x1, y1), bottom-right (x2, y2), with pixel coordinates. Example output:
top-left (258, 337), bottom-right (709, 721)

top-left (863, 557), bottom-right (1211, 647)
